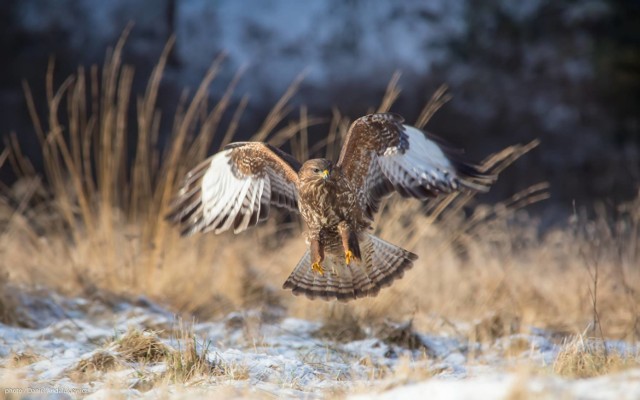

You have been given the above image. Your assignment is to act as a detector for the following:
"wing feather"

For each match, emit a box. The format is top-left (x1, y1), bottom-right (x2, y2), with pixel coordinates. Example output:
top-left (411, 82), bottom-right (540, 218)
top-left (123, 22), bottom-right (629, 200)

top-left (166, 142), bottom-right (301, 236)
top-left (337, 113), bottom-right (494, 220)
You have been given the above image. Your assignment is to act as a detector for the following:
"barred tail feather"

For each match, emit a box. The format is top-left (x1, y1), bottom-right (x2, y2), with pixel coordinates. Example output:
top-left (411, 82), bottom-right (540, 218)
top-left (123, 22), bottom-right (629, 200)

top-left (282, 234), bottom-right (417, 302)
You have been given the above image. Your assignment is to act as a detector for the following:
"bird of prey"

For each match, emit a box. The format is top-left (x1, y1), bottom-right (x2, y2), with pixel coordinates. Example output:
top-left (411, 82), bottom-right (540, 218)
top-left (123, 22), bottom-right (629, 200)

top-left (166, 113), bottom-right (493, 301)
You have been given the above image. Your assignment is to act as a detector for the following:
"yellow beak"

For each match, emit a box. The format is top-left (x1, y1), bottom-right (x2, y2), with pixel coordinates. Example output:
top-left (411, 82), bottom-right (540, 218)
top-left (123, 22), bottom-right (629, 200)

top-left (322, 169), bottom-right (330, 179)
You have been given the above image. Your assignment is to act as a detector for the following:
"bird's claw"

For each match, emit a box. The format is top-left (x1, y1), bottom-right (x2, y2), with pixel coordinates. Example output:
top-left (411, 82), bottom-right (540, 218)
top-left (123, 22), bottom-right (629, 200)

top-left (311, 262), bottom-right (325, 276)
top-left (345, 250), bottom-right (354, 266)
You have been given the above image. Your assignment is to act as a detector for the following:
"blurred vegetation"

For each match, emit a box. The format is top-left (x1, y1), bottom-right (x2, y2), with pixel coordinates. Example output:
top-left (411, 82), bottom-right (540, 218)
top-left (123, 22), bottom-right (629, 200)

top-left (595, 0), bottom-right (640, 145)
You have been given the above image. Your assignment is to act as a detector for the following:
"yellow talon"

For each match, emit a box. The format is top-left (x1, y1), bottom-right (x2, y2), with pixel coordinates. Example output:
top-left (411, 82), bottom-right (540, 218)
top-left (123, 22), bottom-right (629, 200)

top-left (345, 250), bottom-right (354, 266)
top-left (311, 262), bottom-right (325, 276)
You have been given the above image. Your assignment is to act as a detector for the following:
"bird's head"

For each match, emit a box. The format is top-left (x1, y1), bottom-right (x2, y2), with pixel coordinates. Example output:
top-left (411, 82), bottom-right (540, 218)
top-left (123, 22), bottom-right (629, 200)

top-left (300, 159), bottom-right (333, 184)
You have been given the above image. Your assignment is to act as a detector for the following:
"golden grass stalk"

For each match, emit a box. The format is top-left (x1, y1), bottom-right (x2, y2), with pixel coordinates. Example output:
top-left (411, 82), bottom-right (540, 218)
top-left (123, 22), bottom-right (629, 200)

top-left (553, 334), bottom-right (640, 378)
top-left (166, 320), bottom-right (221, 383)
top-left (377, 71), bottom-right (402, 113)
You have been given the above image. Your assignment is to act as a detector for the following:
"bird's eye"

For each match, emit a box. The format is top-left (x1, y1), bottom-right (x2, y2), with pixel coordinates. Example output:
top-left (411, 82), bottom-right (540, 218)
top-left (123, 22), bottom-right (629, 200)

top-left (313, 168), bottom-right (320, 173)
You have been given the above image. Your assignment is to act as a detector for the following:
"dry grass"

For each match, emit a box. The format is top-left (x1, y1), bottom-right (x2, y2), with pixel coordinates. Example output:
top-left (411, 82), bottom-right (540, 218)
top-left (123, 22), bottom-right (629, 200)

top-left (70, 328), bottom-right (169, 382)
top-left (347, 354), bottom-right (435, 397)
top-left (165, 321), bottom-right (224, 383)
top-left (385, 356), bottom-right (436, 385)
top-left (0, 33), bottom-right (639, 350)
top-left (165, 337), bottom-right (219, 383)
top-left (375, 320), bottom-right (434, 353)
top-left (113, 328), bottom-right (171, 363)
top-left (312, 305), bottom-right (366, 342)
top-left (71, 350), bottom-right (121, 383)
top-left (165, 326), bottom-right (251, 387)
top-left (0, 34), bottom-right (312, 318)
top-left (0, 284), bottom-right (26, 327)
top-left (7, 351), bottom-right (41, 368)
top-left (553, 334), bottom-right (640, 378)
top-left (472, 312), bottom-right (522, 344)
top-left (68, 323), bottom-right (250, 387)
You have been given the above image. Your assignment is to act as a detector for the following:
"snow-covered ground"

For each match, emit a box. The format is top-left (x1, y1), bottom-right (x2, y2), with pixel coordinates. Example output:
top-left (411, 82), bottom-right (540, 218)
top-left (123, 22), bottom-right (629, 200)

top-left (0, 293), bottom-right (638, 399)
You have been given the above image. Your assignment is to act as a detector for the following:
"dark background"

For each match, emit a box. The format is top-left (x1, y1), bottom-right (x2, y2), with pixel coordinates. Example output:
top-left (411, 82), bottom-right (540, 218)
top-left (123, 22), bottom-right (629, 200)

top-left (1, 0), bottom-right (639, 221)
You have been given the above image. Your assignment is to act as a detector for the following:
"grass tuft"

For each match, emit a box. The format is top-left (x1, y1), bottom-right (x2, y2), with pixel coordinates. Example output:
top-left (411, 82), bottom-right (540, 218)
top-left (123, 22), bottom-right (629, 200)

top-left (166, 321), bottom-right (221, 383)
top-left (553, 335), bottom-right (640, 378)
top-left (114, 328), bottom-right (171, 363)
top-left (8, 351), bottom-right (41, 368)
top-left (71, 350), bottom-right (121, 383)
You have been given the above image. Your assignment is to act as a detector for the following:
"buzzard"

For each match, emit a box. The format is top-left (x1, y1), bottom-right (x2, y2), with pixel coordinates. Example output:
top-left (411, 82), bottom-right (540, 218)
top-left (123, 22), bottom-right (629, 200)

top-left (167, 113), bottom-right (493, 301)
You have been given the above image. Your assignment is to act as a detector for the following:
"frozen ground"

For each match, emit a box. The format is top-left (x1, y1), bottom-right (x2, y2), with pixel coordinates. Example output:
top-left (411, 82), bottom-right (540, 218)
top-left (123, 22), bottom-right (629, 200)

top-left (0, 292), bottom-right (639, 399)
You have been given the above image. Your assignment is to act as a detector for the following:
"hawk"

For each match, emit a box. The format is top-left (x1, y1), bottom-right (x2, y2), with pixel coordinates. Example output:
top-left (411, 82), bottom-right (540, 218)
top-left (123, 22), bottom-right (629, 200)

top-left (167, 113), bottom-right (493, 301)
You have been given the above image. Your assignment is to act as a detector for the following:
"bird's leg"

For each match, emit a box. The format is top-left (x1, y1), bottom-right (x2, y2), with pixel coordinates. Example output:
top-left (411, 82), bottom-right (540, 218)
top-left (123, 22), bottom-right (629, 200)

top-left (338, 222), bottom-right (361, 266)
top-left (310, 238), bottom-right (325, 276)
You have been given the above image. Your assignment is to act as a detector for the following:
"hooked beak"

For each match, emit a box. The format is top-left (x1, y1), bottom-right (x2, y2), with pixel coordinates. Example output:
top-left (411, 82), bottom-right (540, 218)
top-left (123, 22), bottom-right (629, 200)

top-left (322, 169), bottom-right (330, 180)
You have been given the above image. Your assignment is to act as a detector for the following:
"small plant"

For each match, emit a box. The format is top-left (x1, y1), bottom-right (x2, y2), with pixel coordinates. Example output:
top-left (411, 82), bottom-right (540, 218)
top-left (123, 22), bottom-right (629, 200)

top-left (166, 335), bottom-right (220, 382)
top-left (553, 335), bottom-right (640, 378)
top-left (8, 351), bottom-right (41, 368)
top-left (114, 328), bottom-right (171, 363)
top-left (165, 319), bottom-right (225, 383)
top-left (164, 319), bottom-right (249, 383)
top-left (74, 350), bottom-right (119, 373)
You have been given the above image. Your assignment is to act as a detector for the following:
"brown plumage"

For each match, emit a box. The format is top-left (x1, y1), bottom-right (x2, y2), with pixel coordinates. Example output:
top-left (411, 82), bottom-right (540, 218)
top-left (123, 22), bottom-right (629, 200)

top-left (167, 113), bottom-right (494, 301)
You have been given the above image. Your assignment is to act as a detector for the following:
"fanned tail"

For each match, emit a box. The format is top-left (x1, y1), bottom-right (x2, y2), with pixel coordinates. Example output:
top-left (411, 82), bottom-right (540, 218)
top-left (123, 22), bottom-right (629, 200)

top-left (282, 234), bottom-right (417, 302)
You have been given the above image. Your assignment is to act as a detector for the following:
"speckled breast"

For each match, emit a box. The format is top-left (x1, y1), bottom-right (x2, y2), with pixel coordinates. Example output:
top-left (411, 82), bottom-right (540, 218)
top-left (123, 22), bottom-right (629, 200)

top-left (306, 178), bottom-right (361, 227)
top-left (298, 182), bottom-right (343, 234)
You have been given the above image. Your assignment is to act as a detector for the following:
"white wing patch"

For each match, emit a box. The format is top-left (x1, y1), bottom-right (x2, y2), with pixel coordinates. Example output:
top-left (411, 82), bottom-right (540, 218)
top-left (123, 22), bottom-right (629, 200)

top-left (167, 143), bottom-right (300, 236)
top-left (377, 125), bottom-right (460, 195)
top-left (201, 150), bottom-right (269, 234)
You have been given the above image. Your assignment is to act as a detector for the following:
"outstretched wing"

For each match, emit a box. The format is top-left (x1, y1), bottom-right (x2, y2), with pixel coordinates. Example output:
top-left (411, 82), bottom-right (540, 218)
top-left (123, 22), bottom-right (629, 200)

top-left (337, 113), bottom-right (494, 219)
top-left (167, 142), bottom-right (301, 236)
